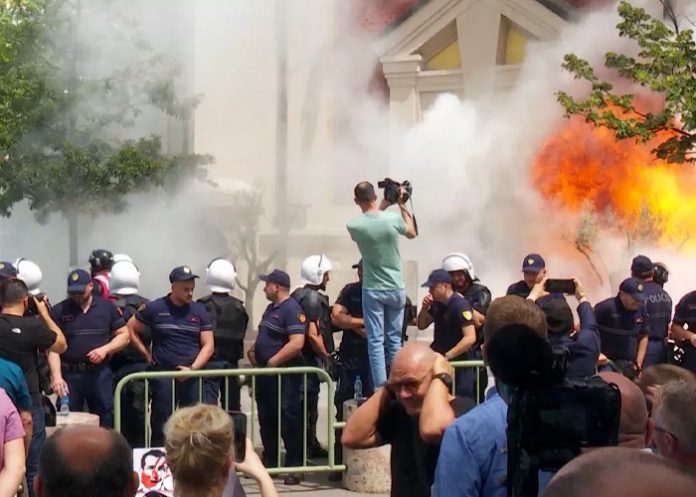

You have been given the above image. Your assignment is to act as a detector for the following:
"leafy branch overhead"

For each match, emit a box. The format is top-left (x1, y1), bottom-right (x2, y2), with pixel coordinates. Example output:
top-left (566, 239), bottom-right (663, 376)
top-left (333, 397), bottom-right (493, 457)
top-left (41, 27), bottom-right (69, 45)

top-left (557, 1), bottom-right (696, 163)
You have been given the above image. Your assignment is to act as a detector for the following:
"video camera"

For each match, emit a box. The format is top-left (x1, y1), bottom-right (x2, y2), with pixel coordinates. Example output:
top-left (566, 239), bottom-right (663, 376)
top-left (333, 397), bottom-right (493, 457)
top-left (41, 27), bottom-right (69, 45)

top-left (377, 178), bottom-right (412, 205)
top-left (487, 324), bottom-right (621, 497)
top-left (26, 294), bottom-right (48, 317)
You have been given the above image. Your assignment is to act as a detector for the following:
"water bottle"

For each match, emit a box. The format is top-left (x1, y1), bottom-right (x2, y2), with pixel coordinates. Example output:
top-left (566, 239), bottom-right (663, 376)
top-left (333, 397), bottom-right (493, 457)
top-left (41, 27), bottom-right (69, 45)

top-left (59, 395), bottom-right (70, 416)
top-left (354, 375), bottom-right (364, 403)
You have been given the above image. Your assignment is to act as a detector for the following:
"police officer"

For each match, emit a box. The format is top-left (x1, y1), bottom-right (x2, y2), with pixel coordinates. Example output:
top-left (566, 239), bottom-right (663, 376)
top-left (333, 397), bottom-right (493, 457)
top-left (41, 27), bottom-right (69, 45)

top-left (417, 269), bottom-right (477, 398)
top-left (197, 258), bottom-right (249, 411)
top-left (0, 261), bottom-right (18, 282)
top-left (441, 253), bottom-right (491, 401)
top-left (89, 249), bottom-right (114, 299)
top-left (128, 265), bottom-right (215, 446)
top-left (594, 277), bottom-right (650, 379)
top-left (109, 259), bottom-right (151, 448)
top-left (51, 269), bottom-right (130, 427)
top-left (670, 289), bottom-right (696, 375)
top-left (291, 255), bottom-right (333, 459)
top-left (247, 269), bottom-right (305, 485)
top-left (15, 259), bottom-right (42, 297)
top-left (631, 255), bottom-right (672, 368)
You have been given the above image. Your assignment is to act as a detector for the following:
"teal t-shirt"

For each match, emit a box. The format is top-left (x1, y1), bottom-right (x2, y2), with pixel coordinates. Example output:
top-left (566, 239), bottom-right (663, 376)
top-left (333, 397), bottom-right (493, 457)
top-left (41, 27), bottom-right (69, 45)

top-left (347, 211), bottom-right (407, 290)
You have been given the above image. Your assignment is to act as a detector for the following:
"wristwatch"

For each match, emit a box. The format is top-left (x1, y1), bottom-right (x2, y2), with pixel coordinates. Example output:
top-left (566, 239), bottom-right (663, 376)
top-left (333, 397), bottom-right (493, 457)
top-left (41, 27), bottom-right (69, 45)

top-left (434, 372), bottom-right (453, 389)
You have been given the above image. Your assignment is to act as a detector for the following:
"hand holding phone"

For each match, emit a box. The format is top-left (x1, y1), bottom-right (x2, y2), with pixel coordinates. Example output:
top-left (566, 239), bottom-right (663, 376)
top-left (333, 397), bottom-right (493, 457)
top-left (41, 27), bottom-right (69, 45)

top-left (228, 411), bottom-right (247, 462)
top-left (544, 279), bottom-right (577, 295)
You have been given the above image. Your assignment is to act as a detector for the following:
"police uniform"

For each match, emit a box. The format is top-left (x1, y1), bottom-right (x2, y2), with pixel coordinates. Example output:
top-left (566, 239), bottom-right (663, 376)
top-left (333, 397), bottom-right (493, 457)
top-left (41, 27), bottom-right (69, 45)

top-left (197, 293), bottom-right (249, 411)
top-left (461, 281), bottom-right (491, 402)
top-left (112, 294), bottom-right (150, 448)
top-left (642, 280), bottom-right (672, 368)
top-left (506, 253), bottom-right (564, 304)
top-left (254, 286), bottom-right (305, 468)
top-left (671, 291), bottom-right (696, 374)
top-left (135, 291), bottom-right (213, 446)
top-left (292, 285), bottom-right (333, 457)
top-left (429, 293), bottom-right (476, 398)
top-left (52, 271), bottom-right (126, 427)
top-left (594, 280), bottom-right (650, 378)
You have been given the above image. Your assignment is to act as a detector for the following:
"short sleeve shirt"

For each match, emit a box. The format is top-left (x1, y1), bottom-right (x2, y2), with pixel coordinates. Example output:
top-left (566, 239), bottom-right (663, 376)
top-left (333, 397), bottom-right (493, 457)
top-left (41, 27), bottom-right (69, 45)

top-left (136, 296), bottom-right (212, 368)
top-left (594, 296), bottom-right (650, 362)
top-left (429, 293), bottom-right (474, 358)
top-left (0, 388), bottom-right (25, 471)
top-left (335, 282), bottom-right (367, 357)
top-left (254, 298), bottom-right (305, 366)
top-left (0, 314), bottom-right (56, 407)
top-left (52, 297), bottom-right (125, 363)
top-left (346, 211), bottom-right (407, 290)
top-left (377, 396), bottom-right (474, 497)
top-left (0, 358), bottom-right (31, 411)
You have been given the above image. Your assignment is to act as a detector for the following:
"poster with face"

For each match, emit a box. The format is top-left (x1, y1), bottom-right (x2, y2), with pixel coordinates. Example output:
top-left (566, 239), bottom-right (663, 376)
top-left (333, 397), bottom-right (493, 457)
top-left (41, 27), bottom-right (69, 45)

top-left (134, 448), bottom-right (174, 497)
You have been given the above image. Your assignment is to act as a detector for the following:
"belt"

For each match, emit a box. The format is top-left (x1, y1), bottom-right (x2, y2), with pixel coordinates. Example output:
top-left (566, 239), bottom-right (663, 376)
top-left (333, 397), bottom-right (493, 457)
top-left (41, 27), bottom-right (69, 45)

top-left (62, 362), bottom-right (102, 373)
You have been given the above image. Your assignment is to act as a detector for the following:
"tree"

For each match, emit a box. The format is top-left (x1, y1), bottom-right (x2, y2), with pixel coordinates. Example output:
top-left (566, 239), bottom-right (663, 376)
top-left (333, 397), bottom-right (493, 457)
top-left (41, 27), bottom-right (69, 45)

top-left (557, 1), bottom-right (696, 163)
top-left (0, 0), bottom-right (212, 265)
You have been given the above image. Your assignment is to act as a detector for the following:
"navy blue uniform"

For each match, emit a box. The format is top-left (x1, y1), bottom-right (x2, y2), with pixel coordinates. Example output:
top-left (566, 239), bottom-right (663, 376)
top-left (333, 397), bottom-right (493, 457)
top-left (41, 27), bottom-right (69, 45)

top-left (429, 293), bottom-right (475, 398)
top-left (594, 297), bottom-right (649, 375)
top-left (136, 296), bottom-right (212, 446)
top-left (642, 281), bottom-right (673, 368)
top-left (672, 291), bottom-right (696, 374)
top-left (253, 297), bottom-right (305, 467)
top-left (549, 302), bottom-right (600, 379)
top-left (52, 296), bottom-right (125, 427)
top-left (462, 282), bottom-right (491, 402)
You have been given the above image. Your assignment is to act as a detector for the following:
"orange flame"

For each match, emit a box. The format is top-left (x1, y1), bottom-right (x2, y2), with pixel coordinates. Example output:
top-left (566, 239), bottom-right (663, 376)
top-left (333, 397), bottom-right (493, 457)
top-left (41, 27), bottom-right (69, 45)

top-left (531, 115), bottom-right (696, 248)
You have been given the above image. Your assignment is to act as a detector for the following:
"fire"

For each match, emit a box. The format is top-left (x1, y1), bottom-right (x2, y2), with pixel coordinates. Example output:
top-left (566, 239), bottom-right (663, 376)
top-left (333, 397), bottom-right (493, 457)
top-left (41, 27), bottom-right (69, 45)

top-left (531, 115), bottom-right (696, 248)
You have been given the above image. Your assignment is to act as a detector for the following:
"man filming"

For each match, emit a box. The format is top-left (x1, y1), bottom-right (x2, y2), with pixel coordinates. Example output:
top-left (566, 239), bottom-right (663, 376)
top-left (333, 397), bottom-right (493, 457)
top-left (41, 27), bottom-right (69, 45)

top-left (347, 180), bottom-right (417, 388)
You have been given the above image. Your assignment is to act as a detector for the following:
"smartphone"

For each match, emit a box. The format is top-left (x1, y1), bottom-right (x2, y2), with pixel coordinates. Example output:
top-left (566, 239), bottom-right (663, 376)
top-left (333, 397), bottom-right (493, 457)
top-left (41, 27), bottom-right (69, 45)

top-left (544, 279), bottom-right (576, 295)
top-left (228, 411), bottom-right (247, 462)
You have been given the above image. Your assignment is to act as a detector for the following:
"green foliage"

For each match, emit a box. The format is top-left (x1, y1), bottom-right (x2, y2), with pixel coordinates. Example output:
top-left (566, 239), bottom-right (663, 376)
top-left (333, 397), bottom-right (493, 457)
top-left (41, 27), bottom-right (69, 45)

top-left (0, 0), bottom-right (212, 228)
top-left (557, 1), bottom-right (696, 163)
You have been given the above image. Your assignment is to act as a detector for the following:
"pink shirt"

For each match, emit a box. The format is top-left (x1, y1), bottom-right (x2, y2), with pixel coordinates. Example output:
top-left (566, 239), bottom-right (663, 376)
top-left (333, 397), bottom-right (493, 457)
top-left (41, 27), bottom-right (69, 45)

top-left (0, 388), bottom-right (25, 470)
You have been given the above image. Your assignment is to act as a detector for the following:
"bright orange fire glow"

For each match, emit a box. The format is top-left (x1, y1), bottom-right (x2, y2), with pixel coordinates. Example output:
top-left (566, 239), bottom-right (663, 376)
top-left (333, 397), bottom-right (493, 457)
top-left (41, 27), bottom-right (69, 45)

top-left (531, 115), bottom-right (696, 248)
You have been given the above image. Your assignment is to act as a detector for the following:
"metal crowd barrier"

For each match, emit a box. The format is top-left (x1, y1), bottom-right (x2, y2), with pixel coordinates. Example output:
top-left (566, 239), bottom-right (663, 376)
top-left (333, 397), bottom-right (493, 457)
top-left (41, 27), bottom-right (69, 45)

top-left (449, 360), bottom-right (487, 403)
top-left (113, 361), bottom-right (487, 475)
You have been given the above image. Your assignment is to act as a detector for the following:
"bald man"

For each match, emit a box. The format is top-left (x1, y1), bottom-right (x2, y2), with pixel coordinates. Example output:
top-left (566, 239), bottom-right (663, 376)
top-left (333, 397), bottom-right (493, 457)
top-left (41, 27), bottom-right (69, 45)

top-left (35, 426), bottom-right (138, 497)
top-left (542, 447), bottom-right (696, 497)
top-left (598, 372), bottom-right (651, 449)
top-left (342, 342), bottom-right (473, 497)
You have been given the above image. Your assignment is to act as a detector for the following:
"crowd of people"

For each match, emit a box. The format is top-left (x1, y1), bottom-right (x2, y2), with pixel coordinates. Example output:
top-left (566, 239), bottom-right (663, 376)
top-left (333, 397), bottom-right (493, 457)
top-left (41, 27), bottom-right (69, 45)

top-left (0, 179), bottom-right (692, 497)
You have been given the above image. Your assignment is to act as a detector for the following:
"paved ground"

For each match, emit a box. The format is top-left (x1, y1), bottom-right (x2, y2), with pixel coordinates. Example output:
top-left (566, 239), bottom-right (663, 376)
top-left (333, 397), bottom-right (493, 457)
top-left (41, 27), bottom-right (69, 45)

top-left (241, 474), bottom-right (382, 496)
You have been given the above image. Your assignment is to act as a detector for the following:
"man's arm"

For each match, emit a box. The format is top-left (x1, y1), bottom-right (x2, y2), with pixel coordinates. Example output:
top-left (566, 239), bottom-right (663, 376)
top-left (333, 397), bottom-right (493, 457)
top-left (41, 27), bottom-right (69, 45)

top-left (671, 322), bottom-right (696, 343)
top-left (420, 356), bottom-right (456, 444)
top-left (189, 330), bottom-right (214, 370)
top-left (399, 204), bottom-right (417, 239)
top-left (330, 303), bottom-right (364, 331)
top-left (127, 317), bottom-right (152, 365)
top-left (341, 387), bottom-right (392, 449)
top-left (445, 324), bottom-right (476, 360)
top-left (0, 439), bottom-right (24, 497)
top-left (19, 410), bottom-right (32, 455)
top-left (46, 352), bottom-right (67, 397)
top-left (307, 321), bottom-right (329, 363)
top-left (267, 334), bottom-right (304, 367)
top-left (417, 294), bottom-right (434, 330)
top-left (433, 424), bottom-right (480, 497)
top-left (87, 325), bottom-right (129, 364)
top-left (35, 299), bottom-right (67, 353)
top-left (636, 334), bottom-right (649, 370)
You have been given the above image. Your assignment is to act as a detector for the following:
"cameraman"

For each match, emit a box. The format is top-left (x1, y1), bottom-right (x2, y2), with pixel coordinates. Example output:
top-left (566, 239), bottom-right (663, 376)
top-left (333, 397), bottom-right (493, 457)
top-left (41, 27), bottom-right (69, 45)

top-left (530, 278), bottom-right (600, 379)
top-left (347, 181), bottom-right (417, 388)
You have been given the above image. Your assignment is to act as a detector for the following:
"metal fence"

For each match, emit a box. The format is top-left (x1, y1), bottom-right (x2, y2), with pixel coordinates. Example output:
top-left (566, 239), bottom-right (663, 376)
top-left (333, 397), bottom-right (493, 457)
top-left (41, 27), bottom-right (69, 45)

top-left (113, 361), bottom-right (486, 475)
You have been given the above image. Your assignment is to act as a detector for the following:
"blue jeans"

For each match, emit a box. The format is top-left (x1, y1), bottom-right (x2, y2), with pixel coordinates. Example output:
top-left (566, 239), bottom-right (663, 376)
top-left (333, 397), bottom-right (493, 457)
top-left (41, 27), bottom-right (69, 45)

top-left (362, 288), bottom-right (406, 387)
top-left (26, 404), bottom-right (46, 497)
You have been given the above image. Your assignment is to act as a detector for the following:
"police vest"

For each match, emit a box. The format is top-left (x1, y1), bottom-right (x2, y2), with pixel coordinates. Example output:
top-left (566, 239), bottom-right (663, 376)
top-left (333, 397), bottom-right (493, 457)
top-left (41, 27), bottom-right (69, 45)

top-left (292, 287), bottom-right (334, 354)
top-left (198, 294), bottom-right (248, 342)
top-left (113, 294), bottom-right (151, 367)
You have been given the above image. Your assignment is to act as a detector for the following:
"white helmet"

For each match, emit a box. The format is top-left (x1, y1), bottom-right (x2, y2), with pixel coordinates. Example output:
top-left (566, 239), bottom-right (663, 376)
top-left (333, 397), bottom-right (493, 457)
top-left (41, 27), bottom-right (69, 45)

top-left (110, 261), bottom-right (140, 296)
top-left (300, 254), bottom-right (333, 286)
top-left (14, 259), bottom-right (42, 296)
top-left (112, 253), bottom-right (133, 264)
top-left (441, 252), bottom-right (476, 280)
top-left (206, 258), bottom-right (237, 293)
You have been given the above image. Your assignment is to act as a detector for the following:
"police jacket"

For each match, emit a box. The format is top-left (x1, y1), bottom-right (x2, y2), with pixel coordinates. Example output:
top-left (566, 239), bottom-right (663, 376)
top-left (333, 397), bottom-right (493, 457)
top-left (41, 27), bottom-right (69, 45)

top-left (292, 287), bottom-right (334, 361)
top-left (112, 294), bottom-right (150, 370)
top-left (594, 296), bottom-right (649, 362)
top-left (642, 281), bottom-right (672, 341)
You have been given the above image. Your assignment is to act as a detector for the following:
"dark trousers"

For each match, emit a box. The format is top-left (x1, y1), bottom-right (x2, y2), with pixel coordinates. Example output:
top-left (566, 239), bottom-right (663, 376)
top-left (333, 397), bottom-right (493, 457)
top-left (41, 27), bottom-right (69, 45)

top-left (306, 373), bottom-right (320, 449)
top-left (203, 360), bottom-right (242, 411)
top-left (151, 377), bottom-right (202, 446)
top-left (114, 363), bottom-right (149, 448)
top-left (255, 374), bottom-right (303, 468)
top-left (64, 366), bottom-right (113, 427)
top-left (334, 361), bottom-right (372, 464)
top-left (26, 404), bottom-right (46, 497)
top-left (643, 339), bottom-right (668, 369)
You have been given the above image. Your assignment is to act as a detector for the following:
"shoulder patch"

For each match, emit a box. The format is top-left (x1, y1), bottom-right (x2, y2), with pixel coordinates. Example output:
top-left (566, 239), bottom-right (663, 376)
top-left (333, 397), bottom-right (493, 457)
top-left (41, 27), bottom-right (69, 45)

top-left (298, 313), bottom-right (306, 323)
top-left (462, 310), bottom-right (473, 321)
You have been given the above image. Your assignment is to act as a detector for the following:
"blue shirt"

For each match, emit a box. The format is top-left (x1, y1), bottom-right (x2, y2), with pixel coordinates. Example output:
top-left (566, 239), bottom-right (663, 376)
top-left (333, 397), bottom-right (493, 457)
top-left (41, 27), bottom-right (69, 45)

top-left (594, 296), bottom-right (649, 362)
top-left (52, 297), bottom-right (125, 363)
top-left (429, 293), bottom-right (474, 359)
top-left (642, 281), bottom-right (672, 340)
top-left (434, 389), bottom-right (508, 497)
top-left (0, 358), bottom-right (31, 411)
top-left (549, 302), bottom-right (600, 379)
top-left (136, 296), bottom-right (212, 368)
top-left (254, 298), bottom-right (305, 367)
